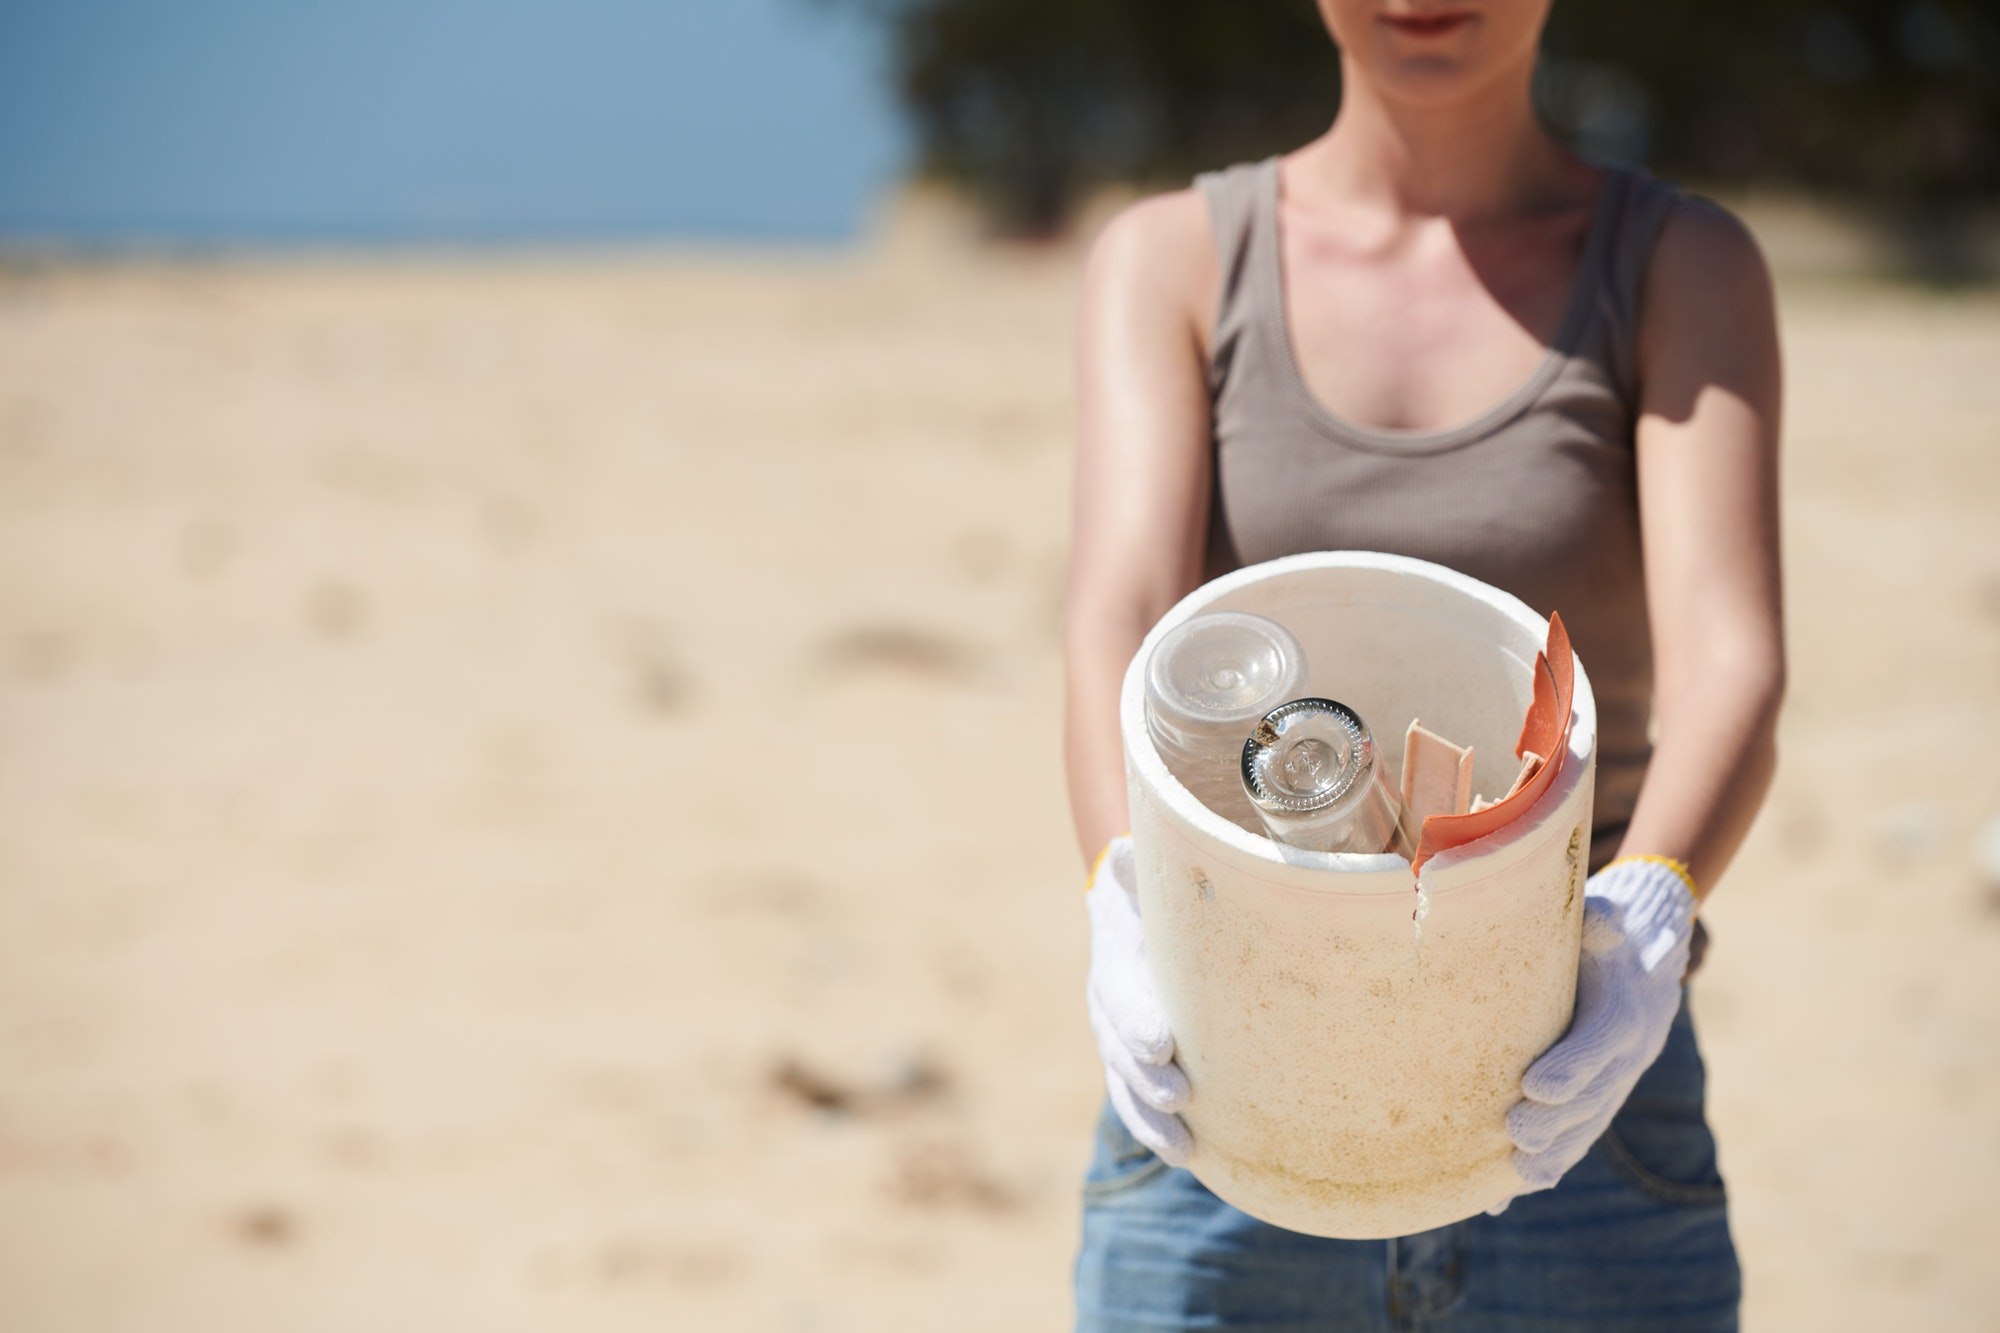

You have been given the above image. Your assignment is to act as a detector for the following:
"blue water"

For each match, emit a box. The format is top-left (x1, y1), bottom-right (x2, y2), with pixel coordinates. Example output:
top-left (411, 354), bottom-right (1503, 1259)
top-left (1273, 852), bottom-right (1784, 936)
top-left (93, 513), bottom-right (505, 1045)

top-left (0, 0), bottom-right (907, 244)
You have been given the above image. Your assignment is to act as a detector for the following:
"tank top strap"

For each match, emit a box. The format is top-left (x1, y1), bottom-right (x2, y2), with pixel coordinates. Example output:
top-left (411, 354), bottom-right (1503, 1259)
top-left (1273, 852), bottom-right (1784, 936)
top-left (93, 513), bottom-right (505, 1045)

top-left (1583, 164), bottom-right (1690, 403)
top-left (1195, 158), bottom-right (1281, 399)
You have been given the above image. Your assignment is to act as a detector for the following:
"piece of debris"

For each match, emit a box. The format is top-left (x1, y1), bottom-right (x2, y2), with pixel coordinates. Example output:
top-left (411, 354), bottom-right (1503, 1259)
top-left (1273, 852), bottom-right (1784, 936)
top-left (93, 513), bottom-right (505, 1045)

top-left (768, 1051), bottom-right (952, 1118)
top-left (1400, 720), bottom-right (1475, 824)
top-left (771, 1058), bottom-right (854, 1113)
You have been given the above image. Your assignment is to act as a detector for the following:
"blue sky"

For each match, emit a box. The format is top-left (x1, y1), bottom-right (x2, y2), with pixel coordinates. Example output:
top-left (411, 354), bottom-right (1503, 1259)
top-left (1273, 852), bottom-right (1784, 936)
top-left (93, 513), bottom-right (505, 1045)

top-left (0, 0), bottom-right (908, 243)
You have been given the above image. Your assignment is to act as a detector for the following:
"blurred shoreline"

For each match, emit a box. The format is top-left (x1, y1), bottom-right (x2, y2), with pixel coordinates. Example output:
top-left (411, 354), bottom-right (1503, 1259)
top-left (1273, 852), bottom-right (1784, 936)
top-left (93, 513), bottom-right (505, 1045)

top-left (7, 181), bottom-right (2000, 289)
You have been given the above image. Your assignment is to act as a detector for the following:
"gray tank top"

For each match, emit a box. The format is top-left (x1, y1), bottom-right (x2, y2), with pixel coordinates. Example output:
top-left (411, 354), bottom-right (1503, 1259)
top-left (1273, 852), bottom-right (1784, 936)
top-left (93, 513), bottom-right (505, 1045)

top-left (1196, 158), bottom-right (1686, 858)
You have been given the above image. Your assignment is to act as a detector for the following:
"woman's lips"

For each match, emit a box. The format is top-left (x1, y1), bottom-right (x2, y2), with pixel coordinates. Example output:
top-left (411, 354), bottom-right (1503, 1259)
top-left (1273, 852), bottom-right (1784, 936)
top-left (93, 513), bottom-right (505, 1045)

top-left (1380, 12), bottom-right (1476, 37)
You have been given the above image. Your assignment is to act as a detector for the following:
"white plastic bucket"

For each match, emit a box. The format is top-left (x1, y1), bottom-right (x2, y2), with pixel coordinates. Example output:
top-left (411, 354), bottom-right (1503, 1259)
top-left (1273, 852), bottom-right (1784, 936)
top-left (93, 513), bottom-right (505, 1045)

top-left (1120, 551), bottom-right (1596, 1238)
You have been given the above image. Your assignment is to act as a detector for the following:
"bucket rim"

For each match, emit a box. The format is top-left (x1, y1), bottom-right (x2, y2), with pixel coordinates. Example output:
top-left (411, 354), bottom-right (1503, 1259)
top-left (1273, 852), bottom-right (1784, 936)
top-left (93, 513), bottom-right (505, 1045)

top-left (1120, 551), bottom-right (1598, 895)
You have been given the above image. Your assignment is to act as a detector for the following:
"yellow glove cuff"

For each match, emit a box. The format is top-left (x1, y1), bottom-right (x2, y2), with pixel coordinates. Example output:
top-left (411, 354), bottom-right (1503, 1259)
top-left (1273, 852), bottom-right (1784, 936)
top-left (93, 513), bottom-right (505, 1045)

top-left (1085, 835), bottom-right (1130, 894)
top-left (1604, 854), bottom-right (1702, 912)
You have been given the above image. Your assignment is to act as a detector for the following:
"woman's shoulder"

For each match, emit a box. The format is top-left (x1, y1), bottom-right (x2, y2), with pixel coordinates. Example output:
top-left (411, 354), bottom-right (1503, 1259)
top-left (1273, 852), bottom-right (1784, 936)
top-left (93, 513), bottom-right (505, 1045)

top-left (1635, 176), bottom-right (1770, 301)
top-left (1633, 181), bottom-right (1779, 386)
top-left (1078, 187), bottom-right (1219, 343)
top-left (1083, 187), bottom-right (1214, 280)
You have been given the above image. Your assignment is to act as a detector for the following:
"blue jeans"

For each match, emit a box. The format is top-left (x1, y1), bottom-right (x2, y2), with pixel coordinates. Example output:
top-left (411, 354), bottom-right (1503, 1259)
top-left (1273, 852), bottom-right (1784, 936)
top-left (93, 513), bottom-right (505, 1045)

top-left (1076, 996), bottom-right (1738, 1332)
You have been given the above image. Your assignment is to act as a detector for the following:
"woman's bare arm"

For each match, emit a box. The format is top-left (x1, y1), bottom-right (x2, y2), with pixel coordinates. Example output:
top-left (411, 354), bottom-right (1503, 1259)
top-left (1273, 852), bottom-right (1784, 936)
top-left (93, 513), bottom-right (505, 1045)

top-left (1065, 192), bottom-right (1219, 867)
top-left (1621, 200), bottom-right (1786, 898)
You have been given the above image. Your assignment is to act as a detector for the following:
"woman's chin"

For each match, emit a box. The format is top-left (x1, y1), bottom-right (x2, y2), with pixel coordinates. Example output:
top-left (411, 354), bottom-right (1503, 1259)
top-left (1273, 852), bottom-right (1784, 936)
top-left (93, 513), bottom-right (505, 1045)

top-left (1368, 58), bottom-right (1500, 107)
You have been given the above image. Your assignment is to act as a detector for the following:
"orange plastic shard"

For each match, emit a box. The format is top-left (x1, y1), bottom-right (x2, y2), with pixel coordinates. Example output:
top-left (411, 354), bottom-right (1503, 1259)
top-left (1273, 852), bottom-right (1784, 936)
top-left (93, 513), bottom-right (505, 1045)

top-left (1409, 612), bottom-right (1574, 877)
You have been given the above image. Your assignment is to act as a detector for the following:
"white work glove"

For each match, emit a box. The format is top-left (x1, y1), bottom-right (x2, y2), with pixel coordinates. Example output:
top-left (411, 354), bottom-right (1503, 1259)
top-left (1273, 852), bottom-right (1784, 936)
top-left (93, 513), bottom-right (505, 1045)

top-left (1084, 835), bottom-right (1193, 1167)
top-left (1497, 856), bottom-right (1697, 1200)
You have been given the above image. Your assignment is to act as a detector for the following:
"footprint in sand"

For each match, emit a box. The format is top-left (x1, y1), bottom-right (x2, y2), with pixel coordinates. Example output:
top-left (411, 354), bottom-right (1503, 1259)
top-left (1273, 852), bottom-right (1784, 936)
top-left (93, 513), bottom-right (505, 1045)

top-left (948, 527), bottom-right (1013, 583)
top-left (228, 1204), bottom-right (298, 1250)
top-left (8, 630), bottom-right (76, 684)
top-left (817, 625), bottom-right (980, 684)
top-left (303, 581), bottom-right (368, 640)
top-left (479, 495), bottom-right (543, 555)
top-left (617, 622), bottom-right (694, 716)
top-left (179, 519), bottom-right (237, 579)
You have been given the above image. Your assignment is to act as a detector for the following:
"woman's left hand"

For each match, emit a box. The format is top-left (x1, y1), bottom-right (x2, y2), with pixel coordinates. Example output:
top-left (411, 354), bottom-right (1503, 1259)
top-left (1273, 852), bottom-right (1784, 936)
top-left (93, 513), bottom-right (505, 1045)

top-left (1495, 857), bottom-right (1697, 1199)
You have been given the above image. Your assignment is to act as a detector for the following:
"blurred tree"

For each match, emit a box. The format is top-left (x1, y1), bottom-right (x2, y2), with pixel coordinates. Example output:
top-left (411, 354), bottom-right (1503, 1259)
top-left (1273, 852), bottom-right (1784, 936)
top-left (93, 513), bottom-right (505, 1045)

top-left (1543, 2), bottom-right (1998, 205)
top-left (835, 0), bottom-right (1340, 232)
top-left (835, 0), bottom-right (1999, 232)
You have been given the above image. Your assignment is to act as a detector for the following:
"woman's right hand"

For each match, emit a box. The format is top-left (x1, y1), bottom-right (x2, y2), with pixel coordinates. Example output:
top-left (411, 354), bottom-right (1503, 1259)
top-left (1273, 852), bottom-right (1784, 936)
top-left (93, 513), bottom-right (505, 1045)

top-left (1085, 835), bottom-right (1194, 1167)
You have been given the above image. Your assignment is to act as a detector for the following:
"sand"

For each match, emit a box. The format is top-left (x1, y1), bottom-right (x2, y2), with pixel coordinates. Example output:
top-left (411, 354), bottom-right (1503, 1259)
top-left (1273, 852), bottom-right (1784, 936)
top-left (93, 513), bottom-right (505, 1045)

top-left (1, 205), bottom-right (1997, 1330)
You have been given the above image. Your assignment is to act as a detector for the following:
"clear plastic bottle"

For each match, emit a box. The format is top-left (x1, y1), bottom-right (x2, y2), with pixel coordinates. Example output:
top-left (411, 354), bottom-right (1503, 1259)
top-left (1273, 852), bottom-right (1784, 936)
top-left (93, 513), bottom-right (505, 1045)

top-left (1240, 698), bottom-right (1415, 857)
top-left (1145, 612), bottom-right (1309, 834)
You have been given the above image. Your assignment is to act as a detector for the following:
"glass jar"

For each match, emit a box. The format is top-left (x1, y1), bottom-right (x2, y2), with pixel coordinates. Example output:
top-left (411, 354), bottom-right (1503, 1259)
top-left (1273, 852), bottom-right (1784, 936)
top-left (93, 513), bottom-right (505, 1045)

top-left (1240, 698), bottom-right (1414, 857)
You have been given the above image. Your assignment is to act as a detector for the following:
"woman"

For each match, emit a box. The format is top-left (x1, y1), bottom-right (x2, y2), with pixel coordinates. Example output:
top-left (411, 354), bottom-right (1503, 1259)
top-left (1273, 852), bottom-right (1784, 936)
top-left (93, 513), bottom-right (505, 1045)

top-left (1063, 1), bottom-right (1784, 1329)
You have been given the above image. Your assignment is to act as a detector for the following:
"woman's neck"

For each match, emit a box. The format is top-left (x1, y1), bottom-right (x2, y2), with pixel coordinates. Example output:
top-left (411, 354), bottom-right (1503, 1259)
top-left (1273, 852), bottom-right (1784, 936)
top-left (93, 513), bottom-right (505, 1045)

top-left (1291, 57), bottom-right (1577, 223)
